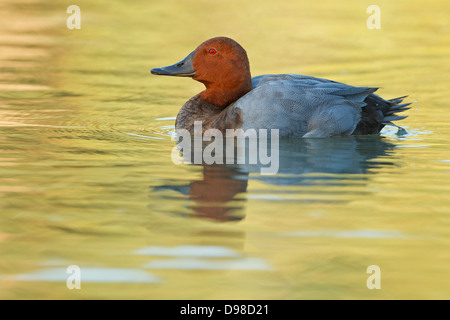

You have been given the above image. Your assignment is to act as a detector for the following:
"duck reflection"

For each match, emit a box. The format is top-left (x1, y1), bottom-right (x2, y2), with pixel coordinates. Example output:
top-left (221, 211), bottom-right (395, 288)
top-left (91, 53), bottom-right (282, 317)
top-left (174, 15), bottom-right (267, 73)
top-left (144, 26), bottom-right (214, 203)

top-left (189, 165), bottom-right (248, 221)
top-left (152, 135), bottom-right (396, 222)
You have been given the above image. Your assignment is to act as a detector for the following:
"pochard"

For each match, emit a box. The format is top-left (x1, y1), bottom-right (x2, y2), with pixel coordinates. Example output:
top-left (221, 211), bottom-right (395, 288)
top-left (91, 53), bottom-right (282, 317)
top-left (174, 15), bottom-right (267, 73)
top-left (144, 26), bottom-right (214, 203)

top-left (151, 37), bottom-right (410, 138)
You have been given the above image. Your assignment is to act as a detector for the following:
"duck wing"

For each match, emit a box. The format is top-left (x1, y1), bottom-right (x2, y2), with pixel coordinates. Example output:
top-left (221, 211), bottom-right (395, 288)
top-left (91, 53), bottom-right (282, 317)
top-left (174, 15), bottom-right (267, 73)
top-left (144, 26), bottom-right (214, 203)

top-left (234, 74), bottom-right (377, 137)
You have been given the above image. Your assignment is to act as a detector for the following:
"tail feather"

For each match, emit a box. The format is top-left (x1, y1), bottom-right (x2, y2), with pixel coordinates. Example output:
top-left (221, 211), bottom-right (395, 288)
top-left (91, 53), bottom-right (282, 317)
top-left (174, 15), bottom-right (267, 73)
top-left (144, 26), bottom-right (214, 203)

top-left (384, 103), bottom-right (411, 116)
top-left (388, 95), bottom-right (408, 104)
top-left (383, 121), bottom-right (401, 128)
top-left (382, 115), bottom-right (408, 123)
top-left (353, 94), bottom-right (411, 135)
top-left (382, 98), bottom-right (411, 124)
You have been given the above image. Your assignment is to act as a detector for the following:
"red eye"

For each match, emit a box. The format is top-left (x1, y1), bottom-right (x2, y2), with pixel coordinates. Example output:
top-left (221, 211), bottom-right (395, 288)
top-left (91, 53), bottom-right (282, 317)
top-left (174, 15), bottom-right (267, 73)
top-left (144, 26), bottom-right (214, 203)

top-left (209, 48), bottom-right (217, 55)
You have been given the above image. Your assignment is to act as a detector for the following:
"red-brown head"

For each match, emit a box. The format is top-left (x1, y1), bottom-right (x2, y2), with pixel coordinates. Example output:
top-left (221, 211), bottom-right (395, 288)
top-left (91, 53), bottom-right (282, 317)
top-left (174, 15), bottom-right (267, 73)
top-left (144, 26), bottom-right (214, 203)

top-left (151, 37), bottom-right (252, 109)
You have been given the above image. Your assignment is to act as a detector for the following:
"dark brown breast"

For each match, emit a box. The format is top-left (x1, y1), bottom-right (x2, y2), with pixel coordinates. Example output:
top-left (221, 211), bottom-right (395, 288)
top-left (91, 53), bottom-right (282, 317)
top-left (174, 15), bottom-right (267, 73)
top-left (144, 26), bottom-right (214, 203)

top-left (175, 94), bottom-right (242, 134)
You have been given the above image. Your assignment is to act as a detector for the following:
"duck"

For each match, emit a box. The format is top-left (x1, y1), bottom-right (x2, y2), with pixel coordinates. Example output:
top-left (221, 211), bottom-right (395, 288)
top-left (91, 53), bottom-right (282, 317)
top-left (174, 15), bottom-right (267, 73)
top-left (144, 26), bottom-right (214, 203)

top-left (151, 37), bottom-right (410, 138)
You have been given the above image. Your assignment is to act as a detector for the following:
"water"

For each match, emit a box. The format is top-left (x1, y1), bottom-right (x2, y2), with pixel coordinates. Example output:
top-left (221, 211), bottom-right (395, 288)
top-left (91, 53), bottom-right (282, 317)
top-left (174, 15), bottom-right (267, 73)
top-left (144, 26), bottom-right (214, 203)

top-left (1, 0), bottom-right (449, 299)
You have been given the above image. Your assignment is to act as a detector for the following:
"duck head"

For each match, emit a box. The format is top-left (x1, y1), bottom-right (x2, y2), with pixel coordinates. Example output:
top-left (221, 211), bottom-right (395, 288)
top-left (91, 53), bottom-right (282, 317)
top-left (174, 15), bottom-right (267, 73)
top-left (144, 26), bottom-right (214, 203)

top-left (151, 37), bottom-right (252, 109)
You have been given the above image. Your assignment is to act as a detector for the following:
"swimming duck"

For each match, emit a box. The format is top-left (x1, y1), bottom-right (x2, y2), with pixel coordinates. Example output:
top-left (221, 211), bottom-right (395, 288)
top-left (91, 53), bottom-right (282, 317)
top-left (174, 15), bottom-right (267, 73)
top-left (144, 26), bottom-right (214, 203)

top-left (151, 37), bottom-right (410, 138)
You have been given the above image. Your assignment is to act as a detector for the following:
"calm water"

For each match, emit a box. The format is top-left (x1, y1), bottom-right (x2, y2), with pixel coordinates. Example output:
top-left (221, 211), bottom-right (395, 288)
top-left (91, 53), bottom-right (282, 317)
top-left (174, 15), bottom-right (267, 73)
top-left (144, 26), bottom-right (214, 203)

top-left (1, 0), bottom-right (449, 299)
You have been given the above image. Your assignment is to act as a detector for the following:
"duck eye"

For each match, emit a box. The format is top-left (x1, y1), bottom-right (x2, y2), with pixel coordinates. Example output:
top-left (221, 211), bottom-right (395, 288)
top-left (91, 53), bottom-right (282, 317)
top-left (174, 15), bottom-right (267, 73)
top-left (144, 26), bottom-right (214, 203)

top-left (209, 48), bottom-right (217, 55)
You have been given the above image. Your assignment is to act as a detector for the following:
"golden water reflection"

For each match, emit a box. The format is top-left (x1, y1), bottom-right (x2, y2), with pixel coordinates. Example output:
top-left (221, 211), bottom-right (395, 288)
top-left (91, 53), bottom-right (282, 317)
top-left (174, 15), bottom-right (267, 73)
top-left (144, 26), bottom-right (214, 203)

top-left (0, 0), bottom-right (449, 299)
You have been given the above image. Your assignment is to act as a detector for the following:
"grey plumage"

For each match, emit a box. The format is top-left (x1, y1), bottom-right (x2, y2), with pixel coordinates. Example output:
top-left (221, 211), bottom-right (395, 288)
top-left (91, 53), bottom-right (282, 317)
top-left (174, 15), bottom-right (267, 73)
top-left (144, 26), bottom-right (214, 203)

top-left (234, 74), bottom-right (409, 137)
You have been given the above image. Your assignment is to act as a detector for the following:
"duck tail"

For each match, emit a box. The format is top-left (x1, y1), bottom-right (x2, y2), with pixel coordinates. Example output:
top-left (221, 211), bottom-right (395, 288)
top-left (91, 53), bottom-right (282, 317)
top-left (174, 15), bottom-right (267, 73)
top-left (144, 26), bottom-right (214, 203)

top-left (353, 93), bottom-right (411, 135)
top-left (381, 96), bottom-right (411, 127)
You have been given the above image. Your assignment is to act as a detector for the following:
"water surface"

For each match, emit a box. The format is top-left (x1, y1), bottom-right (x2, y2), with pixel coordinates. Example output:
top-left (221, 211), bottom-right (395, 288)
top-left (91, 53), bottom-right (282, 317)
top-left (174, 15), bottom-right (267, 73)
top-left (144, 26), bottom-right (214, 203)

top-left (0, 0), bottom-right (449, 299)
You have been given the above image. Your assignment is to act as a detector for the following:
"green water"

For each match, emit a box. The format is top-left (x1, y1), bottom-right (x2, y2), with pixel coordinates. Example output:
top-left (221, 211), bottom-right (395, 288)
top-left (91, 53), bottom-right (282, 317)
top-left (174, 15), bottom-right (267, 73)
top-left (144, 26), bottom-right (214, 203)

top-left (0, 0), bottom-right (449, 299)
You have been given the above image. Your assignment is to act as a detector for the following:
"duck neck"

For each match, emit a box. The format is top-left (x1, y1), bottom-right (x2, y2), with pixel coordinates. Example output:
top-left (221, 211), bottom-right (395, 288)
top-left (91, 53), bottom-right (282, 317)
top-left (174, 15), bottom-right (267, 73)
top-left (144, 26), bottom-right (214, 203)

top-left (199, 78), bottom-right (252, 109)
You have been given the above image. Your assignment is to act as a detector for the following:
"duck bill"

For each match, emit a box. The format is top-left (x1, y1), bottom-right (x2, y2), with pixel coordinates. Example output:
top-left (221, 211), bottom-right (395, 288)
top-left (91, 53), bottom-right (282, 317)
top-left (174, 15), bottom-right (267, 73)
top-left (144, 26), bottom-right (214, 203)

top-left (151, 51), bottom-right (196, 77)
